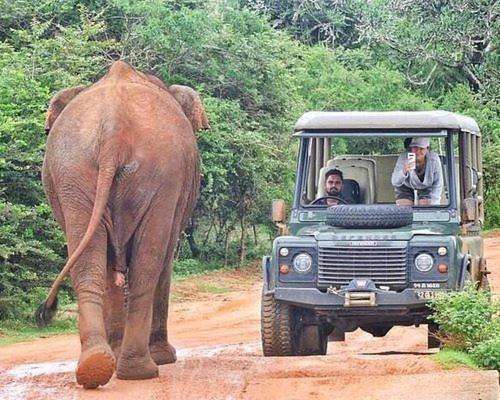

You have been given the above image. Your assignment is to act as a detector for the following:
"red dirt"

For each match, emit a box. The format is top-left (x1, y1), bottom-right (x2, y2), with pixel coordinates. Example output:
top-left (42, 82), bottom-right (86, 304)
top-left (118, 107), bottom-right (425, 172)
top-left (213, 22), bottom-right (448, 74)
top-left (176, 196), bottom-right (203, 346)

top-left (1, 238), bottom-right (499, 400)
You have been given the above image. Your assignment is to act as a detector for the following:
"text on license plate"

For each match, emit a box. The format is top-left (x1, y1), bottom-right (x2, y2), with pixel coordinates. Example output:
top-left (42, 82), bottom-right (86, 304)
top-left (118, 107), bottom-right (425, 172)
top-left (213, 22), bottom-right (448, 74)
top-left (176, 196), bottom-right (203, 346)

top-left (415, 290), bottom-right (446, 300)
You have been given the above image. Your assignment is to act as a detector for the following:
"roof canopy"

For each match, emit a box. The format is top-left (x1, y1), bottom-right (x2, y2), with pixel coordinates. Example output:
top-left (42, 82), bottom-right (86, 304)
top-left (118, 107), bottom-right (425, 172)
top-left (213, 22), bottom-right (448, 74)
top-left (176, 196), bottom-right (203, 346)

top-left (294, 111), bottom-right (480, 134)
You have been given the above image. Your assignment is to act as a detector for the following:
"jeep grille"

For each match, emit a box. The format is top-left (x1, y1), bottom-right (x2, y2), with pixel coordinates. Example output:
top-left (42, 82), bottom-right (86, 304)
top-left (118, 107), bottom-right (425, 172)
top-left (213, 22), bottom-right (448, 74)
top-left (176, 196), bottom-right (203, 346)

top-left (318, 244), bottom-right (408, 289)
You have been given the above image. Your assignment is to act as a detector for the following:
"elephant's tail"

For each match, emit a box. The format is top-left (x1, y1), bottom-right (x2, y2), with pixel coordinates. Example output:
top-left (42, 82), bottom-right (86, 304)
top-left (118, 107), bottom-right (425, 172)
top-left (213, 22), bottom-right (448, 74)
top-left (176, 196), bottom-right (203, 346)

top-left (35, 161), bottom-right (117, 327)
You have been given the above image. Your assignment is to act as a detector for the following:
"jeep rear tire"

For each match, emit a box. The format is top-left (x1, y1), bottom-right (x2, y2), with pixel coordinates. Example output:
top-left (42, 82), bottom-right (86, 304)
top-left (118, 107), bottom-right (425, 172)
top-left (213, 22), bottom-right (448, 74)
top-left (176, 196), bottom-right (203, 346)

top-left (326, 205), bottom-right (413, 229)
top-left (360, 324), bottom-right (393, 338)
top-left (480, 275), bottom-right (491, 292)
top-left (297, 324), bottom-right (328, 356)
top-left (427, 321), bottom-right (442, 349)
top-left (261, 287), bottom-right (295, 356)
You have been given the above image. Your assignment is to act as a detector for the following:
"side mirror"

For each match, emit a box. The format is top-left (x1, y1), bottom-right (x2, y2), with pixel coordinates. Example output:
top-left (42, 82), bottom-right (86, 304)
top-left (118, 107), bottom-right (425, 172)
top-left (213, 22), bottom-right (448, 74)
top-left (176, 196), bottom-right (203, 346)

top-left (462, 197), bottom-right (478, 222)
top-left (272, 199), bottom-right (287, 223)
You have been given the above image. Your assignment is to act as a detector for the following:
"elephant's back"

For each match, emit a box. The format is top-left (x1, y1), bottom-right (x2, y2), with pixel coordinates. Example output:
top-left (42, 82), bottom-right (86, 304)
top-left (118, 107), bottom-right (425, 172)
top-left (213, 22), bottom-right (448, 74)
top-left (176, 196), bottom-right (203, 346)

top-left (49, 80), bottom-right (195, 157)
top-left (109, 82), bottom-right (199, 173)
top-left (45, 78), bottom-right (199, 206)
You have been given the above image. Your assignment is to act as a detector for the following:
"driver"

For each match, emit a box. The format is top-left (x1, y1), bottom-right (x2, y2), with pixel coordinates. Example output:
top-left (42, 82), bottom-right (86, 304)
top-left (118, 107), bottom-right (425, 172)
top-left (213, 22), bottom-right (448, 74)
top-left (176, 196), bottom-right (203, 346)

top-left (314, 169), bottom-right (350, 206)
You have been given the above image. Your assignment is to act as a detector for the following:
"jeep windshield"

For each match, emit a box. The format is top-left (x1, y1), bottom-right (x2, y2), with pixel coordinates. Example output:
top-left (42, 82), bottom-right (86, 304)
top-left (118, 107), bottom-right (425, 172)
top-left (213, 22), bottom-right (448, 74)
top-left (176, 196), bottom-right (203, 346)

top-left (295, 133), bottom-right (454, 208)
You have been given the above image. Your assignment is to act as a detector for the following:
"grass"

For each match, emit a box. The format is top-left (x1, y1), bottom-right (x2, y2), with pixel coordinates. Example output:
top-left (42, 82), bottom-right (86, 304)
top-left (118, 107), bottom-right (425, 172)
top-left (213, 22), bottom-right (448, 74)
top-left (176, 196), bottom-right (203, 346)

top-left (196, 282), bottom-right (231, 294)
top-left (432, 348), bottom-right (479, 370)
top-left (173, 259), bottom-right (226, 279)
top-left (0, 316), bottom-right (77, 347)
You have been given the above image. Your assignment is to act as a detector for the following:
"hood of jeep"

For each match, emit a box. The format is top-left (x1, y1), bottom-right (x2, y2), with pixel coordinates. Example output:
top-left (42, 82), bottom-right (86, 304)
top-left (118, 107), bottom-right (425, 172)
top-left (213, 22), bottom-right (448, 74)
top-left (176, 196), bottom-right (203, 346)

top-left (295, 222), bottom-right (457, 241)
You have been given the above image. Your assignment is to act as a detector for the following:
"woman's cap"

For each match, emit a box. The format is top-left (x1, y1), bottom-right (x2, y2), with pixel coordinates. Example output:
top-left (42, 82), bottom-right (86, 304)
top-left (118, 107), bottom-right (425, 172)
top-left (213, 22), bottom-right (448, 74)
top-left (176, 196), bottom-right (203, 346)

top-left (409, 137), bottom-right (430, 148)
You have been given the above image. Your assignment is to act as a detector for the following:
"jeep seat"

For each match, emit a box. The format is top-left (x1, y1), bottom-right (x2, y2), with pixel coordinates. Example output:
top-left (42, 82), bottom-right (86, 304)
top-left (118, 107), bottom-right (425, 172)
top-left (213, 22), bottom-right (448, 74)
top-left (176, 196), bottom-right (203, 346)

top-left (316, 158), bottom-right (376, 204)
top-left (316, 167), bottom-right (363, 204)
top-left (340, 178), bottom-right (361, 204)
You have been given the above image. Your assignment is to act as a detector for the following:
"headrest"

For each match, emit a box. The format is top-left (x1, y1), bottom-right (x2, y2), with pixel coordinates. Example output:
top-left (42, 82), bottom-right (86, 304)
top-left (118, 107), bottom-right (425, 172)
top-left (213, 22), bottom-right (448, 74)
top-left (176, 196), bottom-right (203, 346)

top-left (341, 179), bottom-right (360, 204)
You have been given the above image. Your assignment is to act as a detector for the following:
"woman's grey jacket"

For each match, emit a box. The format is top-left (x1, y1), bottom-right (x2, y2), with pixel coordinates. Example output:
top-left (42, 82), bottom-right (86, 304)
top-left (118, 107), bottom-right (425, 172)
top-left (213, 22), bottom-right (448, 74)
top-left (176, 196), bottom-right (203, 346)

top-left (391, 152), bottom-right (443, 204)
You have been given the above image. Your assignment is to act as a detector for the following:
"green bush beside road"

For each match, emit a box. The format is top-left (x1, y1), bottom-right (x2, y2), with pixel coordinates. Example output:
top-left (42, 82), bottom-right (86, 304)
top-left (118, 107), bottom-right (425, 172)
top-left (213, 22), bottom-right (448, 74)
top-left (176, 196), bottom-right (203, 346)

top-left (429, 285), bottom-right (500, 370)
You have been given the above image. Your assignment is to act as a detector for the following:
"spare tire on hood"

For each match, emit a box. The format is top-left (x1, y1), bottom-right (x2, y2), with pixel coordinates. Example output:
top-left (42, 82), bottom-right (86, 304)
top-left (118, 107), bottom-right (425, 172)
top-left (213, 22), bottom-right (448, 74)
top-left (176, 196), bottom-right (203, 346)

top-left (326, 205), bottom-right (413, 229)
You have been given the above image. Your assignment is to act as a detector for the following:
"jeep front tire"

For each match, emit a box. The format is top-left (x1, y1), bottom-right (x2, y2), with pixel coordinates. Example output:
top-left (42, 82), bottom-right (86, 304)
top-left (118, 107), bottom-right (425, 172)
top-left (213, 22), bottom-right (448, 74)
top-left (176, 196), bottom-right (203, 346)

top-left (261, 287), bottom-right (295, 356)
top-left (261, 287), bottom-right (328, 356)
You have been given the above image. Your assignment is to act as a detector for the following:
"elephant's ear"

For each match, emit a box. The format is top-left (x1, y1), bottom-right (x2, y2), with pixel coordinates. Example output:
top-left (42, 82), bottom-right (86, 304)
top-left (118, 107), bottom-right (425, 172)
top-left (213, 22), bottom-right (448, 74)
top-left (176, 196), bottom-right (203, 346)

top-left (145, 73), bottom-right (169, 91)
top-left (168, 85), bottom-right (211, 132)
top-left (45, 86), bottom-right (87, 134)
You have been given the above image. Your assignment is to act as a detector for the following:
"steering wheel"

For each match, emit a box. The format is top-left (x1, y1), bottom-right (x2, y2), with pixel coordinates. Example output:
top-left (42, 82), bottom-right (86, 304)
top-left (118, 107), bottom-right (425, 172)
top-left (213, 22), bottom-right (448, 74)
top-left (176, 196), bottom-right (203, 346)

top-left (311, 196), bottom-right (348, 206)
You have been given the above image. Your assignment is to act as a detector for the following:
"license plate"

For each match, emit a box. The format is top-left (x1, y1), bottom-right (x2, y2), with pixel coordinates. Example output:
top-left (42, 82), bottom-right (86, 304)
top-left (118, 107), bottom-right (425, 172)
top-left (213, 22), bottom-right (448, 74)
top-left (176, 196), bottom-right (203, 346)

top-left (415, 290), bottom-right (446, 300)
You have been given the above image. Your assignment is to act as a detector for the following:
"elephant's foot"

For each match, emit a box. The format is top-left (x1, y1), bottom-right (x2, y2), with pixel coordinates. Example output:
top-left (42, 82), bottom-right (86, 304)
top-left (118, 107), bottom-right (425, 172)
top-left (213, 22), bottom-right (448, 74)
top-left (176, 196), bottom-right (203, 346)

top-left (150, 341), bottom-right (177, 365)
top-left (76, 345), bottom-right (115, 389)
top-left (116, 354), bottom-right (159, 380)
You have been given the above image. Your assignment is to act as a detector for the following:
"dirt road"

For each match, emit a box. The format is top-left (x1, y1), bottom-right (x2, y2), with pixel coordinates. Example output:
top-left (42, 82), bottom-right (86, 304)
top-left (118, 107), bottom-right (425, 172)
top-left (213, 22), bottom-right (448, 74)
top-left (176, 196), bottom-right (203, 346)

top-left (1, 238), bottom-right (499, 400)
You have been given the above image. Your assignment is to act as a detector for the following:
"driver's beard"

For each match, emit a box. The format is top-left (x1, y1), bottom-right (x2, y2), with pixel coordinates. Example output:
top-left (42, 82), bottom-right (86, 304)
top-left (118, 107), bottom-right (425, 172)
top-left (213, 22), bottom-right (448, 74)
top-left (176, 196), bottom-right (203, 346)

top-left (327, 189), bottom-right (341, 196)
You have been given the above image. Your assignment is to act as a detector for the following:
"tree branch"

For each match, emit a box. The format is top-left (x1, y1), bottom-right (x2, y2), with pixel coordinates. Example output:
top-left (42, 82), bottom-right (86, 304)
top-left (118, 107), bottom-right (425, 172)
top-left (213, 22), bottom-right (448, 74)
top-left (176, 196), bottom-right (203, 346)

top-left (406, 62), bottom-right (438, 86)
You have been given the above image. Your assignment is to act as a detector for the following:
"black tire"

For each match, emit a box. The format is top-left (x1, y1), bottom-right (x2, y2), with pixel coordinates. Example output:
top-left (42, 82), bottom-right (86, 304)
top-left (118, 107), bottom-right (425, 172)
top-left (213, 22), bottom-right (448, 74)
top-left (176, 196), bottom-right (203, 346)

top-left (480, 274), bottom-right (491, 292)
top-left (427, 321), bottom-right (442, 349)
top-left (261, 287), bottom-right (295, 356)
top-left (360, 324), bottom-right (393, 338)
top-left (461, 269), bottom-right (472, 289)
top-left (261, 288), bottom-right (328, 357)
top-left (328, 327), bottom-right (346, 342)
top-left (297, 324), bottom-right (328, 356)
top-left (326, 205), bottom-right (413, 229)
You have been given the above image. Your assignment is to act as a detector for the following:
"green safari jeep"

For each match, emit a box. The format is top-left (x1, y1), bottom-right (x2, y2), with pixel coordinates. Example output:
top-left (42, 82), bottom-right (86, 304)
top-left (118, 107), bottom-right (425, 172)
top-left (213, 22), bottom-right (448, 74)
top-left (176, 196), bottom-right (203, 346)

top-left (261, 111), bottom-right (489, 356)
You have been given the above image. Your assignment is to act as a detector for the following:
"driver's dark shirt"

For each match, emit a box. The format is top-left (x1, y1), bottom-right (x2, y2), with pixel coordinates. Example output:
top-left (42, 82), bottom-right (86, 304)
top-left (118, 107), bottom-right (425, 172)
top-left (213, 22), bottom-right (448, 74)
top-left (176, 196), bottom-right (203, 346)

top-left (314, 194), bottom-right (352, 206)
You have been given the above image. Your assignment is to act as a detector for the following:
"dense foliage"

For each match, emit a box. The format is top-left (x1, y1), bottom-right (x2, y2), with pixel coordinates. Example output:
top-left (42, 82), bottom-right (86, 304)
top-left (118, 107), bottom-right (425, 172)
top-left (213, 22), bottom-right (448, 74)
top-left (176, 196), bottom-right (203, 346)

top-left (0, 0), bottom-right (499, 320)
top-left (429, 285), bottom-right (500, 370)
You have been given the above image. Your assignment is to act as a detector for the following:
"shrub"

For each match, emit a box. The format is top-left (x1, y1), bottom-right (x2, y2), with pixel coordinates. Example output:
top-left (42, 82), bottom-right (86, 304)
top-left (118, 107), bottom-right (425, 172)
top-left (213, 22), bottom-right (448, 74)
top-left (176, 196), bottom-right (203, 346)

top-left (173, 258), bottom-right (221, 278)
top-left (470, 336), bottom-right (500, 370)
top-left (483, 143), bottom-right (500, 229)
top-left (0, 201), bottom-right (70, 321)
top-left (428, 284), bottom-right (494, 349)
top-left (429, 284), bottom-right (500, 370)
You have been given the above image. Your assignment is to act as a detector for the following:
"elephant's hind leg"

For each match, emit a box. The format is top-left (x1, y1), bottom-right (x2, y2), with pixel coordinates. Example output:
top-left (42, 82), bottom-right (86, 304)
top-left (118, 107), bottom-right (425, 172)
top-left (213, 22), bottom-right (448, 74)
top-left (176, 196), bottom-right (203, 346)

top-left (104, 257), bottom-right (126, 360)
top-left (116, 197), bottom-right (180, 380)
top-left (63, 206), bottom-right (116, 388)
top-left (149, 188), bottom-right (192, 365)
top-left (149, 259), bottom-right (177, 365)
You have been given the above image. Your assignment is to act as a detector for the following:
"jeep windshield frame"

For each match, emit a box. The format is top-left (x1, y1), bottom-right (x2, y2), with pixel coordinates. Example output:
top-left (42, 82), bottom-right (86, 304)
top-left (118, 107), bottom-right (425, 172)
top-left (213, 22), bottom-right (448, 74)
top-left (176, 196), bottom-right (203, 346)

top-left (292, 130), bottom-right (458, 211)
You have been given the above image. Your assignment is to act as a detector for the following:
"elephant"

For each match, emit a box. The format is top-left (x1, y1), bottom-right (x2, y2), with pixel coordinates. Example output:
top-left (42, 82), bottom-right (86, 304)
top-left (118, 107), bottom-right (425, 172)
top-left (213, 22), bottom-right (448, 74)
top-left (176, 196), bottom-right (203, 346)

top-left (37, 61), bottom-right (209, 388)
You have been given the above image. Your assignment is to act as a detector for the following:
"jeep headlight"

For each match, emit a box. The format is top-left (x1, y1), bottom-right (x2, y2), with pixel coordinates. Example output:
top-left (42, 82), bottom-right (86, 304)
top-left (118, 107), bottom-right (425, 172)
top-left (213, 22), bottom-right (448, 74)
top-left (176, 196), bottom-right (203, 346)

top-left (292, 253), bottom-right (312, 274)
top-left (415, 253), bottom-right (434, 272)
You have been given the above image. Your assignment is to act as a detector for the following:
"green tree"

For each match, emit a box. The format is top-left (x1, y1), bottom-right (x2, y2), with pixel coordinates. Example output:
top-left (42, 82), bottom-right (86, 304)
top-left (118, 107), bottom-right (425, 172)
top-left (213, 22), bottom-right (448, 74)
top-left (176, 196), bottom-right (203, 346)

top-left (0, 7), bottom-right (117, 320)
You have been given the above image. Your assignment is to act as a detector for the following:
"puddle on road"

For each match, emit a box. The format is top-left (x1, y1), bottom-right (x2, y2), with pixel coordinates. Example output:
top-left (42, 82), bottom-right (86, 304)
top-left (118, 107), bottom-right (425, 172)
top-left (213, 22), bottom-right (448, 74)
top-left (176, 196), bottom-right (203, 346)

top-left (0, 381), bottom-right (72, 400)
top-left (177, 341), bottom-right (260, 358)
top-left (0, 342), bottom-right (259, 398)
top-left (0, 381), bottom-right (28, 400)
top-left (1, 343), bottom-right (258, 378)
top-left (1, 361), bottom-right (77, 400)
top-left (7, 360), bottom-right (76, 378)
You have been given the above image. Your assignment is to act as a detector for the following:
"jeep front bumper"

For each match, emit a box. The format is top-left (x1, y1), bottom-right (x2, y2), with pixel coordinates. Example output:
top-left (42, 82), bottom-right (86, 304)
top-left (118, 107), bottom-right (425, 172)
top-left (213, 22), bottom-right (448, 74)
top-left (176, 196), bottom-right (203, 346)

top-left (272, 286), bottom-right (445, 312)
